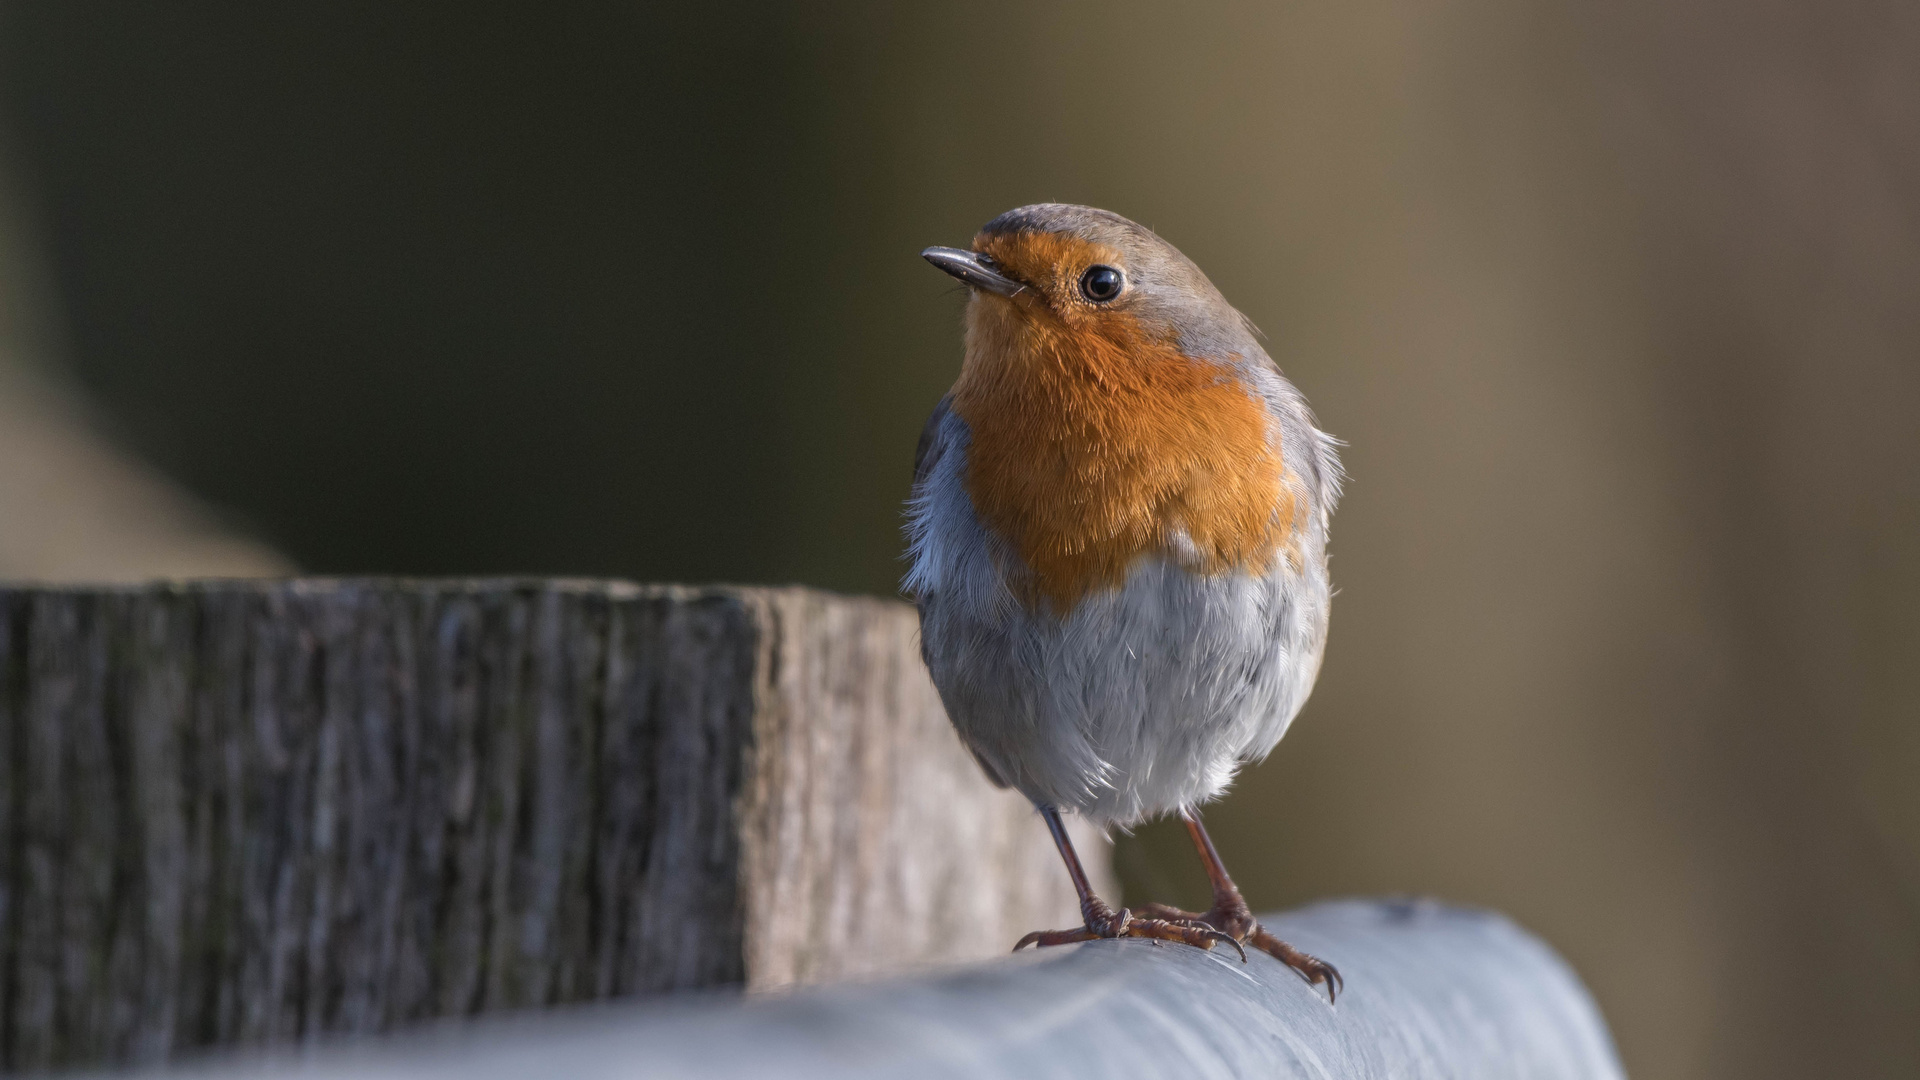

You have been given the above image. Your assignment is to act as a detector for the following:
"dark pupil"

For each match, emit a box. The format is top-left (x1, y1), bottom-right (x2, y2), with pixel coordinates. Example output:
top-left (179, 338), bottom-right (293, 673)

top-left (1081, 266), bottom-right (1122, 301)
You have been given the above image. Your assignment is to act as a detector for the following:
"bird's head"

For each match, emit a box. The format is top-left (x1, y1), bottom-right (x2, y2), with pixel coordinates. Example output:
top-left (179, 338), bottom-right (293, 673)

top-left (921, 203), bottom-right (1261, 374)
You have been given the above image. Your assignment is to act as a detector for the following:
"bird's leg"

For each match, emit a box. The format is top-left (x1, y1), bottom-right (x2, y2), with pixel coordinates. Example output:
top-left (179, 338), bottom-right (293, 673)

top-left (1134, 809), bottom-right (1344, 1001)
top-left (1015, 806), bottom-right (1242, 956)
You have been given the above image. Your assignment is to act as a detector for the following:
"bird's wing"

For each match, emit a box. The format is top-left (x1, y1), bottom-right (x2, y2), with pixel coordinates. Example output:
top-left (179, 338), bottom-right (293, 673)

top-left (912, 394), bottom-right (954, 491)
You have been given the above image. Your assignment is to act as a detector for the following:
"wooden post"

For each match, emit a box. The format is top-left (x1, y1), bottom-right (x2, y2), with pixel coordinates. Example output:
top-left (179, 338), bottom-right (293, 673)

top-left (135, 900), bottom-right (1628, 1080)
top-left (0, 580), bottom-right (1104, 1070)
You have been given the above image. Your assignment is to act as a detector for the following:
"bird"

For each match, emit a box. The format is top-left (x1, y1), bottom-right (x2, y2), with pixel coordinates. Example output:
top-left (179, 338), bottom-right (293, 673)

top-left (907, 203), bottom-right (1344, 999)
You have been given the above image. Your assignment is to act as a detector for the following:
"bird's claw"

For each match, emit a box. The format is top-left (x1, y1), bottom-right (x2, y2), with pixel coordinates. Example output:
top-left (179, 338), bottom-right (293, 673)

top-left (1013, 904), bottom-right (1244, 959)
top-left (1247, 925), bottom-right (1343, 1001)
top-left (1127, 916), bottom-right (1246, 959)
top-left (1132, 901), bottom-right (1339, 1001)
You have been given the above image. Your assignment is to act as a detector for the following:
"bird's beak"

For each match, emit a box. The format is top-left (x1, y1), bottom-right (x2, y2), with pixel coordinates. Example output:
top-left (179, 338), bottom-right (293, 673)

top-left (922, 246), bottom-right (1025, 298)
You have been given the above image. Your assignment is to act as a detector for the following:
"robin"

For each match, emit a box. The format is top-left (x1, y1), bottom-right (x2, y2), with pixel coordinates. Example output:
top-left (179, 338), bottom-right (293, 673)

top-left (909, 204), bottom-right (1344, 999)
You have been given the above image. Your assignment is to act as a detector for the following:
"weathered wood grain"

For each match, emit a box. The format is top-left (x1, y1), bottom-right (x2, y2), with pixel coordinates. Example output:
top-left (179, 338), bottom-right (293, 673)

top-left (0, 580), bottom-right (1103, 1070)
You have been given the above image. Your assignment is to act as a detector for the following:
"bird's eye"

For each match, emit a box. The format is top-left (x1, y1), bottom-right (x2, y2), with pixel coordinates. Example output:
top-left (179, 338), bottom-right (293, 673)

top-left (1078, 265), bottom-right (1124, 303)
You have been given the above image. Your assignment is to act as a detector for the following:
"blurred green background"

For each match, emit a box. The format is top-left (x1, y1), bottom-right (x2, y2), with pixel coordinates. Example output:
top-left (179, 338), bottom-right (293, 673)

top-left (1, 3), bottom-right (1916, 1077)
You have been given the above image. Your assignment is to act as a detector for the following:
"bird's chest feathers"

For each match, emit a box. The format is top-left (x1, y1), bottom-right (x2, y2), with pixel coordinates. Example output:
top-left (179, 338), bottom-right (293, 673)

top-left (951, 303), bottom-right (1294, 615)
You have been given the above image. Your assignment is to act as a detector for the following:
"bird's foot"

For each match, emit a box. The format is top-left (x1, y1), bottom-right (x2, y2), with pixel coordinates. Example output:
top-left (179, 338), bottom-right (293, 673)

top-left (1014, 897), bottom-right (1244, 958)
top-left (1136, 898), bottom-right (1343, 1001)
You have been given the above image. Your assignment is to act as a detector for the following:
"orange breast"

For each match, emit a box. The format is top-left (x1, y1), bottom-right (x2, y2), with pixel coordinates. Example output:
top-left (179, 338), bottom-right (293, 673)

top-left (951, 294), bottom-right (1294, 615)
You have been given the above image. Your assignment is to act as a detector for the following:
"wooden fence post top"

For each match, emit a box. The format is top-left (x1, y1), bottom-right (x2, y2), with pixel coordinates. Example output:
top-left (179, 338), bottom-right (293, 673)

top-left (126, 899), bottom-right (1624, 1080)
